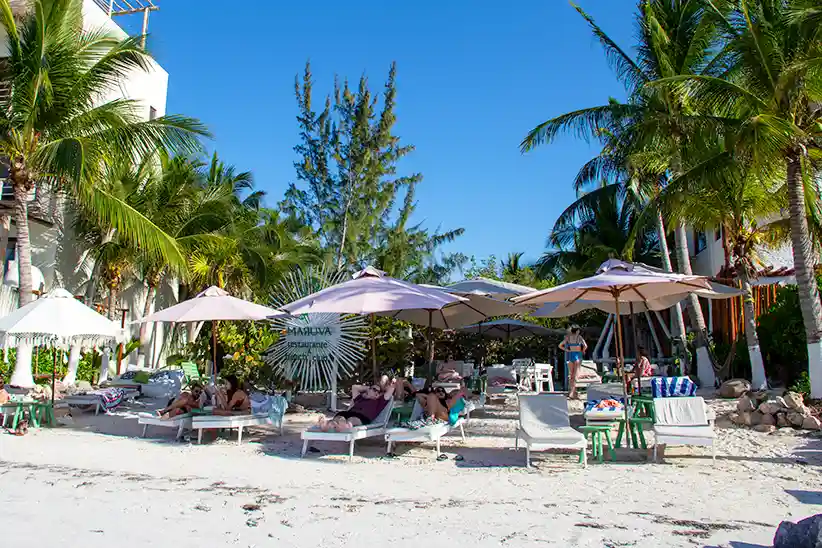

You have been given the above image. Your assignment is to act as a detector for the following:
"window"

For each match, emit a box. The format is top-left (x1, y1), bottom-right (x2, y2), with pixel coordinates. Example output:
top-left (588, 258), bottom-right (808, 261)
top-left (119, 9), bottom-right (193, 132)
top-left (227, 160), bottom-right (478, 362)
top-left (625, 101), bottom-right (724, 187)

top-left (715, 227), bottom-right (722, 241)
top-left (694, 230), bottom-right (708, 255)
top-left (149, 106), bottom-right (157, 120)
top-left (3, 238), bottom-right (15, 277)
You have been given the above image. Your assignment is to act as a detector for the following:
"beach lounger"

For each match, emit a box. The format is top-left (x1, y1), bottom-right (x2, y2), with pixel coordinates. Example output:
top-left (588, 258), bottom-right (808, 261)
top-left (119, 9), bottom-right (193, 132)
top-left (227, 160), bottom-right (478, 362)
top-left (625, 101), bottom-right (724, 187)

top-left (192, 395), bottom-right (287, 445)
top-left (652, 396), bottom-right (715, 462)
top-left (63, 387), bottom-right (138, 415)
top-left (138, 412), bottom-right (193, 440)
top-left (515, 394), bottom-right (587, 468)
top-left (384, 402), bottom-right (466, 458)
top-left (300, 399), bottom-right (394, 461)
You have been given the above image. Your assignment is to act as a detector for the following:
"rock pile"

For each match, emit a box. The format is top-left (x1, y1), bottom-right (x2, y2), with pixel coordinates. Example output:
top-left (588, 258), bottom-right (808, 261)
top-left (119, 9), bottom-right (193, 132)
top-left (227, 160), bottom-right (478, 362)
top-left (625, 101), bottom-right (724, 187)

top-left (729, 391), bottom-right (820, 433)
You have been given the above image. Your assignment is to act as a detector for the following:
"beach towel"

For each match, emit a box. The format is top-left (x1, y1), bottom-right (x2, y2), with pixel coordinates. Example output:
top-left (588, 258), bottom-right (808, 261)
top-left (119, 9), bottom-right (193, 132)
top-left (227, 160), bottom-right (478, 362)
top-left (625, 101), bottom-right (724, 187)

top-left (584, 398), bottom-right (625, 413)
top-left (94, 388), bottom-right (125, 411)
top-left (650, 377), bottom-right (697, 398)
top-left (249, 393), bottom-right (287, 420)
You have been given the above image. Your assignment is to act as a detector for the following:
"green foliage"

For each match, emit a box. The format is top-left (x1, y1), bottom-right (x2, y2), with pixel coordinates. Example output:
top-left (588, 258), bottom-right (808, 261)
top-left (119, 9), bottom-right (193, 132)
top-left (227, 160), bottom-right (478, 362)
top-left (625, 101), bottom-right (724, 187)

top-left (757, 278), bottom-right (822, 387)
top-left (187, 322), bottom-right (281, 388)
top-left (789, 373), bottom-right (811, 399)
top-left (283, 61), bottom-right (463, 280)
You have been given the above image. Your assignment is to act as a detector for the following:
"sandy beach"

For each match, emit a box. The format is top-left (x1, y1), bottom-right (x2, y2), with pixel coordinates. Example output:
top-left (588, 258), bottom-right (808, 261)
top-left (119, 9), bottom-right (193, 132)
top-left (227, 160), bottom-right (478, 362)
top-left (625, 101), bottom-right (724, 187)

top-left (1, 396), bottom-right (821, 548)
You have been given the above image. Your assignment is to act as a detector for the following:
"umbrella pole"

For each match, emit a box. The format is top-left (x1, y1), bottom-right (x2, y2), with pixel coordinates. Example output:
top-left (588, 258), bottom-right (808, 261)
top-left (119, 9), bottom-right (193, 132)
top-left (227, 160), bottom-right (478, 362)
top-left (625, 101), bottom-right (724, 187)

top-left (630, 301), bottom-right (641, 396)
top-left (212, 320), bottom-right (218, 381)
top-left (427, 310), bottom-right (433, 382)
top-left (51, 347), bottom-right (56, 406)
top-left (613, 294), bottom-right (630, 448)
top-left (371, 313), bottom-right (377, 381)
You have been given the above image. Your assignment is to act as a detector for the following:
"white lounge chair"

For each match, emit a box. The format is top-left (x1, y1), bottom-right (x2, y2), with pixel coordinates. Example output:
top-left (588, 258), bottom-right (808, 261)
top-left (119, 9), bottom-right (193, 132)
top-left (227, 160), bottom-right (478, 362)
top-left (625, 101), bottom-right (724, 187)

top-left (515, 394), bottom-right (587, 468)
top-left (138, 412), bottom-right (193, 440)
top-left (300, 399), bottom-right (394, 461)
top-left (192, 412), bottom-right (282, 445)
top-left (63, 388), bottom-right (139, 415)
top-left (384, 401), bottom-right (467, 458)
top-left (652, 396), bottom-right (715, 462)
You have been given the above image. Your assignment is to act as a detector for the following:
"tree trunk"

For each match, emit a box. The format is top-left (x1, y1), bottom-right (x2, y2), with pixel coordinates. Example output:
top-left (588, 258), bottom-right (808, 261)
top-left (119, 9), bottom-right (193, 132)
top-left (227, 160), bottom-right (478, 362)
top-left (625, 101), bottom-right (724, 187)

top-left (137, 283), bottom-right (157, 368)
top-left (12, 184), bottom-right (33, 306)
top-left (336, 172), bottom-right (355, 270)
top-left (739, 268), bottom-right (766, 389)
top-left (85, 229), bottom-right (115, 306)
top-left (0, 213), bottom-right (10, 274)
top-left (62, 344), bottom-right (82, 386)
top-left (656, 212), bottom-right (688, 372)
top-left (107, 282), bottom-right (117, 320)
top-left (786, 153), bottom-right (822, 397)
top-left (674, 222), bottom-right (715, 387)
top-left (9, 342), bottom-right (34, 387)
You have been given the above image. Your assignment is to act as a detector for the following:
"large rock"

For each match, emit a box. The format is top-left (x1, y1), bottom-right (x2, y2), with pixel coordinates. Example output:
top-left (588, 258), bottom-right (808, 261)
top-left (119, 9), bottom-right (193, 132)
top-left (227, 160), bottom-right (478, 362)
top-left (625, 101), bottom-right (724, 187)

top-left (785, 391), bottom-right (807, 412)
top-left (802, 416), bottom-right (822, 431)
top-left (720, 379), bottom-right (751, 399)
top-left (777, 413), bottom-right (790, 428)
top-left (751, 410), bottom-right (765, 426)
top-left (760, 412), bottom-right (776, 426)
top-left (732, 411), bottom-right (752, 426)
top-left (774, 514), bottom-right (822, 548)
top-left (760, 399), bottom-right (789, 415)
top-left (754, 424), bottom-right (776, 433)
top-left (789, 412), bottom-right (807, 427)
top-left (737, 395), bottom-right (756, 413)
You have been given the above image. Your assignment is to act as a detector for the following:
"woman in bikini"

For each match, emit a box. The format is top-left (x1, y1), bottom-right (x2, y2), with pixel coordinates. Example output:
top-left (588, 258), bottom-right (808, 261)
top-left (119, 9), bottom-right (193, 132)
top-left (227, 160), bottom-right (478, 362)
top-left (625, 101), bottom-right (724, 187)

top-left (213, 374), bottom-right (251, 416)
top-left (415, 386), bottom-right (466, 424)
top-left (559, 325), bottom-right (587, 399)
top-left (317, 381), bottom-right (395, 432)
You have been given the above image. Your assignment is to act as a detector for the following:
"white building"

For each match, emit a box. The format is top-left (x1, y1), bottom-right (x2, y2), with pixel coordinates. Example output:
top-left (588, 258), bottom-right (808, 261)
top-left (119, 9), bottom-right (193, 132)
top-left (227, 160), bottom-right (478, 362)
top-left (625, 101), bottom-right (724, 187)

top-left (1, 0), bottom-right (175, 385)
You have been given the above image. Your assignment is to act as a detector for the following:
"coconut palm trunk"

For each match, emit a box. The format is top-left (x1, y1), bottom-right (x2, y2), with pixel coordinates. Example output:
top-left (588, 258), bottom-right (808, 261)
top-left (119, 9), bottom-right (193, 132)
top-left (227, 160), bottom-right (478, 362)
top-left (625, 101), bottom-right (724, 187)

top-left (656, 211), bottom-right (688, 372)
top-left (12, 183), bottom-right (33, 306)
top-left (674, 221), bottom-right (715, 387)
top-left (786, 154), bottom-right (822, 397)
top-left (738, 267), bottom-right (766, 389)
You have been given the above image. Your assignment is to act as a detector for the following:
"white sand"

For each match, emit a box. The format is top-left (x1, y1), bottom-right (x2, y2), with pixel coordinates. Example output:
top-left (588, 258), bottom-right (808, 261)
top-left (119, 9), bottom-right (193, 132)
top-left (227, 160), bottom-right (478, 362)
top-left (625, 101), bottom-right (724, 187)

top-left (2, 396), bottom-right (821, 548)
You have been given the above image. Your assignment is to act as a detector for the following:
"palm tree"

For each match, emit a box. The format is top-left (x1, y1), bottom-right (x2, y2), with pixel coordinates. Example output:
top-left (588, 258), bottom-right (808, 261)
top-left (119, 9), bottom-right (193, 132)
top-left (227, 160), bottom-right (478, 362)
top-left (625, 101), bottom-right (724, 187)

top-left (661, 142), bottom-right (788, 388)
top-left (656, 0), bottom-right (822, 395)
top-left (522, 0), bottom-right (722, 383)
top-left (537, 182), bottom-right (659, 281)
top-left (0, 0), bottom-right (207, 309)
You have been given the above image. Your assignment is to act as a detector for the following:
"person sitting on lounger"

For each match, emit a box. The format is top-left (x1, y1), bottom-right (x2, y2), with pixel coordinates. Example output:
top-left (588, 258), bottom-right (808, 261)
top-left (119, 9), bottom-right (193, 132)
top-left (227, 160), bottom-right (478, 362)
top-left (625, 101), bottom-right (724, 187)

top-left (0, 377), bottom-right (9, 404)
top-left (213, 374), bottom-right (251, 415)
top-left (317, 381), bottom-right (395, 432)
top-left (436, 355), bottom-right (463, 383)
top-left (628, 347), bottom-right (654, 392)
top-left (157, 383), bottom-right (203, 419)
top-left (415, 386), bottom-right (466, 425)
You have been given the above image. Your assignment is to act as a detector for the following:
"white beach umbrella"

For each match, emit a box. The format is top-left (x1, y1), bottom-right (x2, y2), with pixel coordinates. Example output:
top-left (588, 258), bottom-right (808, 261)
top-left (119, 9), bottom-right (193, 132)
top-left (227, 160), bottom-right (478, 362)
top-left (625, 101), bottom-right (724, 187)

top-left (458, 318), bottom-right (564, 339)
top-left (0, 288), bottom-right (124, 402)
top-left (446, 278), bottom-right (536, 298)
top-left (137, 286), bottom-right (285, 377)
top-left (513, 260), bottom-right (714, 421)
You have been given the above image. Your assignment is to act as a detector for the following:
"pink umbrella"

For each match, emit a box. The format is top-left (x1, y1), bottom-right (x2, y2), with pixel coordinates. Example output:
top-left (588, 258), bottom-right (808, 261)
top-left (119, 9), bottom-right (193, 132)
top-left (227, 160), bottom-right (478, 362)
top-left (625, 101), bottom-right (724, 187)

top-left (513, 260), bottom-right (712, 424)
top-left (281, 267), bottom-right (464, 386)
top-left (137, 286), bottom-right (286, 377)
top-left (281, 267), bottom-right (461, 316)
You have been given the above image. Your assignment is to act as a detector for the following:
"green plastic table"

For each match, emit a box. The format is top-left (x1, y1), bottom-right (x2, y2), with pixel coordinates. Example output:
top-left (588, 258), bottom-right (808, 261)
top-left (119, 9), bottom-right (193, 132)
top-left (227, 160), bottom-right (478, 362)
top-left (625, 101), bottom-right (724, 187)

top-left (631, 395), bottom-right (655, 420)
top-left (392, 404), bottom-right (414, 423)
top-left (2, 400), bottom-right (38, 429)
top-left (32, 402), bottom-right (55, 427)
top-left (579, 425), bottom-right (615, 463)
top-left (615, 416), bottom-right (653, 449)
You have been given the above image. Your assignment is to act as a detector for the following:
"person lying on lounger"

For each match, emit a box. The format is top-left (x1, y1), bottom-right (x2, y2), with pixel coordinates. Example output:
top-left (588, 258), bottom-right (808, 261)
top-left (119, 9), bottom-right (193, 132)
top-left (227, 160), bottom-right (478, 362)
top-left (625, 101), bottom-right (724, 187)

top-left (316, 381), bottom-right (395, 432)
top-left (157, 383), bottom-right (203, 419)
top-left (415, 386), bottom-right (466, 425)
top-left (213, 374), bottom-right (251, 415)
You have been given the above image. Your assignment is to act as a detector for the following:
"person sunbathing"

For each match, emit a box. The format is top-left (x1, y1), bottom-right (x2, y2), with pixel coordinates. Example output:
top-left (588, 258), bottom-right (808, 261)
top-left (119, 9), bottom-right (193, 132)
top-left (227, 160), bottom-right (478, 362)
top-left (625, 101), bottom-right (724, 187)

top-left (0, 377), bottom-right (9, 405)
top-left (213, 374), bottom-right (251, 415)
top-left (415, 386), bottom-right (466, 425)
top-left (317, 381), bottom-right (395, 432)
top-left (157, 383), bottom-right (203, 419)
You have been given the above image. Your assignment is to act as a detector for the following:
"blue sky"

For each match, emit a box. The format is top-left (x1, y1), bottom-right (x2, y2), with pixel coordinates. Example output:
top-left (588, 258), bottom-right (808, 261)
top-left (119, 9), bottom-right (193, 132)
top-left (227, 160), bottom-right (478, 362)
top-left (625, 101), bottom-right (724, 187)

top-left (125, 1), bottom-right (634, 269)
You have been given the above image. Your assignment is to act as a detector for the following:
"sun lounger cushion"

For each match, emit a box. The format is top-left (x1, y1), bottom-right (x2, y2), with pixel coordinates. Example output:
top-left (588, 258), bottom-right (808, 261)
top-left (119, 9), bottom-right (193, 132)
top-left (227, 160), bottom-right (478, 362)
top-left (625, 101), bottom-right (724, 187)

top-left (653, 396), bottom-right (708, 426)
top-left (650, 377), bottom-right (697, 398)
top-left (653, 425), bottom-right (715, 438)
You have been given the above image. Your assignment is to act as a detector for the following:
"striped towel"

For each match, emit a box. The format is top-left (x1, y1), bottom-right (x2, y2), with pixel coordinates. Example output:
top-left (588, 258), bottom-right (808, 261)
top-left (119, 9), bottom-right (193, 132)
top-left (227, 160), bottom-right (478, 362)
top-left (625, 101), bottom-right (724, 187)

top-left (584, 399), bottom-right (625, 413)
top-left (93, 388), bottom-right (125, 411)
top-left (650, 377), bottom-right (697, 398)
